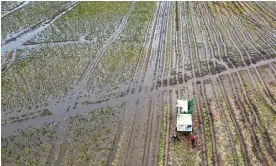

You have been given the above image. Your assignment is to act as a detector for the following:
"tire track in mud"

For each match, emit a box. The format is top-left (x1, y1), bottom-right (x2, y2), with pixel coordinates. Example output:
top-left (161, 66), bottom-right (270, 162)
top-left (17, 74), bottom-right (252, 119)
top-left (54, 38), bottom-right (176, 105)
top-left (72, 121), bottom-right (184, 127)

top-left (240, 2), bottom-right (276, 33)
top-left (168, 88), bottom-right (177, 164)
top-left (152, 2), bottom-right (168, 91)
top-left (3, 3), bottom-right (276, 165)
top-left (174, 2), bottom-right (180, 86)
top-left (265, 64), bottom-right (276, 81)
top-left (160, 61), bottom-right (276, 92)
top-left (1, 1), bottom-right (29, 19)
top-left (183, 2), bottom-right (195, 79)
top-left (220, 13), bottom-right (254, 65)
top-left (222, 5), bottom-right (275, 62)
top-left (256, 2), bottom-right (276, 16)
top-left (229, 43), bottom-right (275, 114)
top-left (272, 62), bottom-right (276, 71)
top-left (131, 2), bottom-right (159, 91)
top-left (1, 2), bottom-right (80, 54)
top-left (79, 3), bottom-right (136, 86)
top-left (239, 69), bottom-right (276, 162)
top-left (205, 2), bottom-right (238, 73)
top-left (194, 3), bottom-right (212, 76)
top-left (199, 3), bottom-right (221, 71)
top-left (2, 59), bottom-right (275, 138)
top-left (154, 3), bottom-right (169, 90)
top-left (166, 89), bottom-right (174, 165)
top-left (112, 103), bottom-right (136, 166)
top-left (251, 67), bottom-right (276, 107)
top-left (239, 3), bottom-right (271, 29)
top-left (107, 102), bottom-right (136, 166)
top-left (193, 83), bottom-right (208, 166)
top-left (121, 103), bottom-right (139, 165)
top-left (233, 72), bottom-right (276, 162)
top-left (161, 3), bottom-right (171, 88)
top-left (188, 2), bottom-right (202, 78)
top-left (159, 3), bottom-right (170, 88)
top-left (156, 93), bottom-right (165, 166)
top-left (20, 39), bottom-right (87, 48)
top-left (217, 75), bottom-right (250, 166)
top-left (142, 97), bottom-right (156, 166)
top-left (151, 92), bottom-right (164, 166)
top-left (54, 119), bottom-right (71, 166)
top-left (258, 65), bottom-right (276, 103)
top-left (214, 4), bottom-right (267, 81)
top-left (197, 3), bottom-right (216, 62)
top-left (229, 11), bottom-right (276, 59)
top-left (221, 74), bottom-right (265, 165)
top-left (232, 2), bottom-right (276, 45)
top-left (220, 8), bottom-right (271, 61)
top-left (212, 2), bottom-right (276, 57)
top-left (167, 2), bottom-right (174, 86)
top-left (147, 58), bottom-right (274, 91)
top-left (210, 78), bottom-right (238, 165)
top-left (169, 2), bottom-right (176, 80)
top-left (269, 63), bottom-right (276, 77)
top-left (246, 19), bottom-right (276, 47)
top-left (124, 98), bottom-right (152, 166)
top-left (140, 2), bottom-right (169, 92)
top-left (88, 60), bottom-right (276, 106)
top-left (204, 2), bottom-right (227, 61)
top-left (191, 3), bottom-right (204, 63)
top-left (229, 72), bottom-right (272, 165)
top-left (136, 2), bottom-right (161, 92)
top-left (120, 106), bottom-right (137, 165)
top-left (200, 81), bottom-right (218, 166)
top-left (179, 2), bottom-right (186, 84)
top-left (106, 106), bottom-right (130, 166)
top-left (163, 90), bottom-right (170, 166)
top-left (177, 2), bottom-right (185, 85)
top-left (148, 2), bottom-right (166, 66)
top-left (214, 7), bottom-right (248, 68)
top-left (45, 125), bottom-right (59, 166)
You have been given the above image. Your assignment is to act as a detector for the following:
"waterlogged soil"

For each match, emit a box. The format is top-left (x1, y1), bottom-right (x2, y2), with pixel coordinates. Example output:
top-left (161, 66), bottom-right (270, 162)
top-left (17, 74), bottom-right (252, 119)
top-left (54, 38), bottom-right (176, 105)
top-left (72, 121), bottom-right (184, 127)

top-left (1, 1), bottom-right (276, 166)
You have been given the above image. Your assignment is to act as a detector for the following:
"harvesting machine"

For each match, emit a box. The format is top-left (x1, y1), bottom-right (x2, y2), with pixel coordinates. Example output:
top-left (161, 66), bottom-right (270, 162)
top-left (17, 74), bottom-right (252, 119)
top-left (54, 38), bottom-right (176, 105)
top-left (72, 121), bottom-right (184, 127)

top-left (175, 98), bottom-right (194, 133)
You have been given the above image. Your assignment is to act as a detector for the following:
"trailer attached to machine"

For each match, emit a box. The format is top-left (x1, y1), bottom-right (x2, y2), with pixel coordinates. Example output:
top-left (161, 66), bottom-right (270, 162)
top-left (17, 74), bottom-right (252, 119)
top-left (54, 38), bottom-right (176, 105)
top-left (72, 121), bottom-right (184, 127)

top-left (175, 98), bottom-right (194, 133)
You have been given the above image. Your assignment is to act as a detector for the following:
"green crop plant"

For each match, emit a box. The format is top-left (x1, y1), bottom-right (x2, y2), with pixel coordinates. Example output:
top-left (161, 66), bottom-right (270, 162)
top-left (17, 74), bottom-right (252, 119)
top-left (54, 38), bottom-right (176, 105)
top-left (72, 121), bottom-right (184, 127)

top-left (1, 1), bottom-right (22, 13)
top-left (216, 80), bottom-right (245, 166)
top-left (157, 101), bottom-right (167, 166)
top-left (1, 2), bottom-right (71, 40)
top-left (34, 2), bottom-right (131, 43)
top-left (165, 3), bottom-right (173, 77)
top-left (88, 2), bottom-right (154, 94)
top-left (199, 95), bottom-right (213, 165)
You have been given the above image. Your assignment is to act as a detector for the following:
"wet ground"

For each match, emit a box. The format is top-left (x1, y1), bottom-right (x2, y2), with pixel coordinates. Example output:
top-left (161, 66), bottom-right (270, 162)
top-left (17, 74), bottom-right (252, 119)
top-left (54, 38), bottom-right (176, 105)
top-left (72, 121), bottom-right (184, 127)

top-left (1, 1), bottom-right (276, 166)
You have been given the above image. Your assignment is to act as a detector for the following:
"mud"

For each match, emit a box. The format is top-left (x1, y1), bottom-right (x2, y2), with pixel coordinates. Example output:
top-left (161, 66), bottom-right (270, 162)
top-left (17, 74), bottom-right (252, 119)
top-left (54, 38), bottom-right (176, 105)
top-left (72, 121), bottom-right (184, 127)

top-left (1, 1), bottom-right (29, 19)
top-left (1, 2), bottom-right (79, 55)
top-left (2, 1), bottom-right (276, 166)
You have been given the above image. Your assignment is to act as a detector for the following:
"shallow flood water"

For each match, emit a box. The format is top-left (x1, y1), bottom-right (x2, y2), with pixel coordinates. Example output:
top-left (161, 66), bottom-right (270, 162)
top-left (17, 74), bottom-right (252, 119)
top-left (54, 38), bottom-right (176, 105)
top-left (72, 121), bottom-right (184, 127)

top-left (2, 1), bottom-right (276, 166)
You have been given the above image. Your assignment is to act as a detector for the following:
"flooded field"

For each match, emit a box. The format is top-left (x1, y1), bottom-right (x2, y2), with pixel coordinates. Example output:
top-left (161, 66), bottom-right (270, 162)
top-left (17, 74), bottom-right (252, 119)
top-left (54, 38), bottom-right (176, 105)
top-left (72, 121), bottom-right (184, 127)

top-left (1, 1), bottom-right (276, 166)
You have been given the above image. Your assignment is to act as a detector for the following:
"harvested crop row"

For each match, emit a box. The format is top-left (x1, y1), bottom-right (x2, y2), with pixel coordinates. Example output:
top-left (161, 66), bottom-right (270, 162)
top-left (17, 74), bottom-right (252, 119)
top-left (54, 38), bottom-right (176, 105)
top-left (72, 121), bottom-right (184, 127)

top-left (2, 2), bottom-right (276, 166)
top-left (237, 70), bottom-right (276, 164)
top-left (230, 71), bottom-right (274, 165)
top-left (168, 86), bottom-right (202, 166)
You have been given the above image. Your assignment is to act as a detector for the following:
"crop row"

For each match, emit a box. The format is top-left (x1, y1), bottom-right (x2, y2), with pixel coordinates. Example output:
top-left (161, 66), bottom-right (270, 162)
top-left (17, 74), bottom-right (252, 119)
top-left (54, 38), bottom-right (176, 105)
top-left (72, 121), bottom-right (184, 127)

top-left (1, 1), bottom-right (71, 41)
top-left (1, 105), bottom-right (123, 165)
top-left (167, 64), bottom-right (276, 166)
